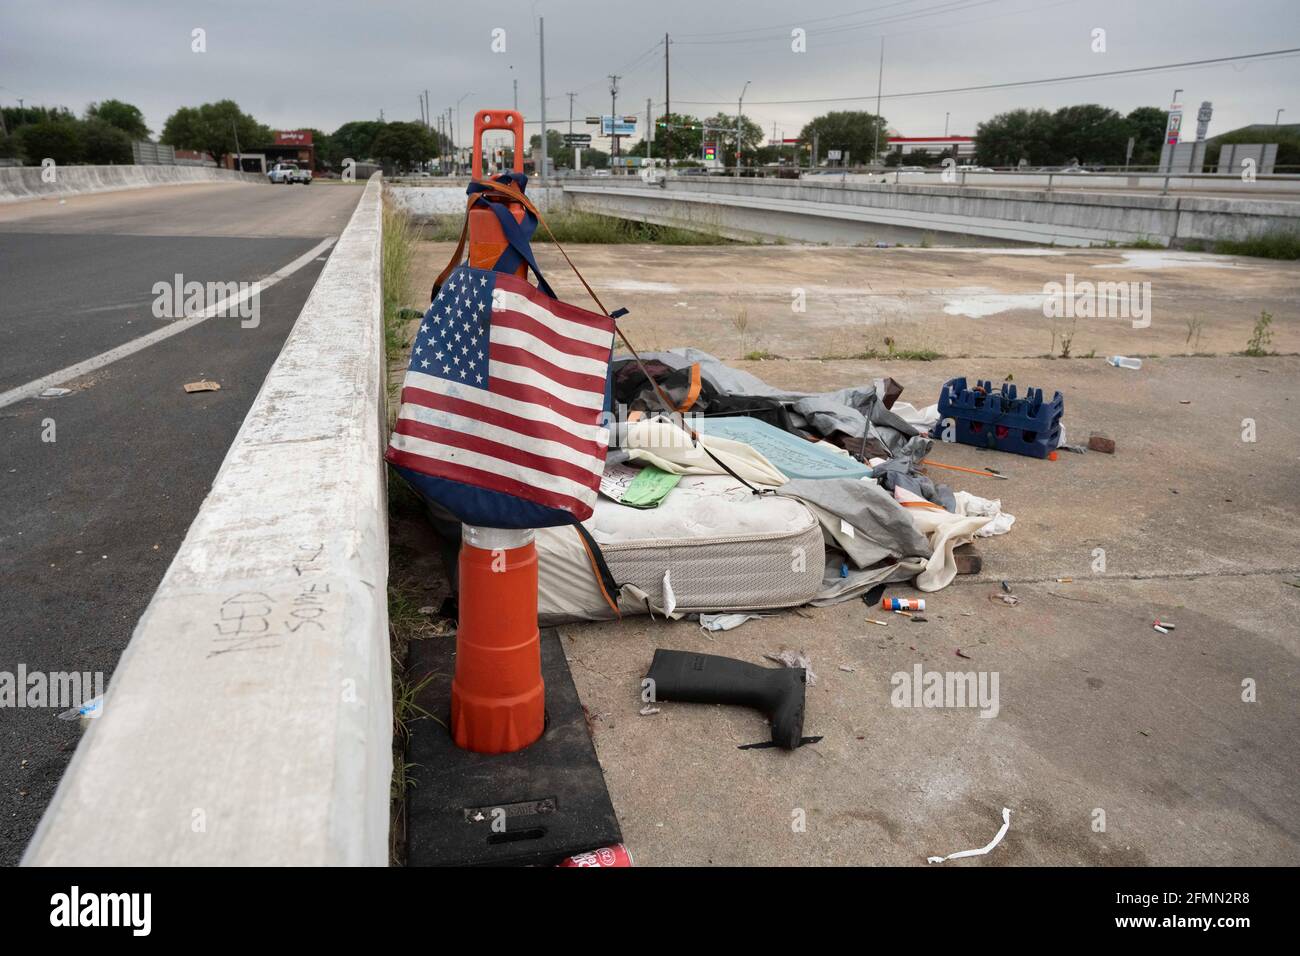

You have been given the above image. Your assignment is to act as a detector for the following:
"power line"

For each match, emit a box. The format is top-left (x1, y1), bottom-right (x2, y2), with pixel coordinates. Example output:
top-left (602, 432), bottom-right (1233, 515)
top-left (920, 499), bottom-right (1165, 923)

top-left (673, 0), bottom-right (924, 40)
top-left (673, 47), bottom-right (1300, 106)
top-left (673, 0), bottom-right (1004, 47)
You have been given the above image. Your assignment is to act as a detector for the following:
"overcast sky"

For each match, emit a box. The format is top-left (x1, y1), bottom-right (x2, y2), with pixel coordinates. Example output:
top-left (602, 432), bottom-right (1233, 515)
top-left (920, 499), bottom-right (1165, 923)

top-left (3, 0), bottom-right (1297, 147)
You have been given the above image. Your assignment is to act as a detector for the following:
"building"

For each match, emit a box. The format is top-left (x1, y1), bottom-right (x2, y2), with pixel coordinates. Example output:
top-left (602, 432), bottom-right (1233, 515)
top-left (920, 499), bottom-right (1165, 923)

top-left (887, 135), bottom-right (975, 160)
top-left (262, 130), bottom-right (316, 170)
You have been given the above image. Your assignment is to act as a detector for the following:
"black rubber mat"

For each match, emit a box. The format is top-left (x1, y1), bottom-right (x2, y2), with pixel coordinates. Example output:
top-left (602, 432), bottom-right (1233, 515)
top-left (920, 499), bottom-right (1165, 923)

top-left (404, 627), bottom-right (622, 866)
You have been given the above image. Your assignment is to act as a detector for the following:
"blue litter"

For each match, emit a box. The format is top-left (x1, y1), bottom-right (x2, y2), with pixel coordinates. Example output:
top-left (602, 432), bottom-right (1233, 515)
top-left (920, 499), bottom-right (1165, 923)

top-left (932, 377), bottom-right (1063, 459)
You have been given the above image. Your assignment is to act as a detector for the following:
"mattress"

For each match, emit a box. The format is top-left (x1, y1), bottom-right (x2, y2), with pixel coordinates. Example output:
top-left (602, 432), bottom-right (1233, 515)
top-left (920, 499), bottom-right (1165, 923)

top-left (537, 475), bottom-right (826, 624)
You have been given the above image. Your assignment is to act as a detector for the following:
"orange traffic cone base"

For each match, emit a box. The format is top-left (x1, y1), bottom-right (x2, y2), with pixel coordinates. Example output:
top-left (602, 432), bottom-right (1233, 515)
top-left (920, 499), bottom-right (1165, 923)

top-left (450, 526), bottom-right (546, 754)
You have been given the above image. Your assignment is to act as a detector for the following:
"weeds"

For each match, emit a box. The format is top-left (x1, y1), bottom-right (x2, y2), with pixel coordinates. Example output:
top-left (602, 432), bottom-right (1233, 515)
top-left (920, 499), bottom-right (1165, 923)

top-left (731, 305), bottom-right (751, 357)
top-left (1243, 310), bottom-right (1275, 356)
top-left (1185, 317), bottom-right (1206, 351)
top-left (1213, 229), bottom-right (1300, 261)
top-left (418, 210), bottom-right (734, 245)
top-left (382, 198), bottom-right (418, 361)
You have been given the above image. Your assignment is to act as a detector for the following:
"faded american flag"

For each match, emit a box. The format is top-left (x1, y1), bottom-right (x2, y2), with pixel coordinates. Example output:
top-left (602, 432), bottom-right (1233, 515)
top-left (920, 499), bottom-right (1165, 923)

top-left (385, 265), bottom-right (615, 521)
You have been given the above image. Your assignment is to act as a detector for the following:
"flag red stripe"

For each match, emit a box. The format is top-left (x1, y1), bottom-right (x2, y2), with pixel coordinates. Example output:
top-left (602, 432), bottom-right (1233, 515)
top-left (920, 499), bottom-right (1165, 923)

top-left (385, 447), bottom-right (593, 518)
top-left (490, 376), bottom-right (603, 423)
top-left (400, 385), bottom-right (605, 459)
top-left (489, 342), bottom-right (608, 394)
top-left (492, 308), bottom-right (612, 362)
top-left (393, 419), bottom-right (602, 491)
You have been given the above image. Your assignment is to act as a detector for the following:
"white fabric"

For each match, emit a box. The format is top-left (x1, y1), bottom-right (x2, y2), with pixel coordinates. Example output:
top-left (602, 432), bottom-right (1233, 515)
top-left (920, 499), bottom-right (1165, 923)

top-left (891, 484), bottom-right (992, 591)
top-left (955, 491), bottom-right (1017, 537)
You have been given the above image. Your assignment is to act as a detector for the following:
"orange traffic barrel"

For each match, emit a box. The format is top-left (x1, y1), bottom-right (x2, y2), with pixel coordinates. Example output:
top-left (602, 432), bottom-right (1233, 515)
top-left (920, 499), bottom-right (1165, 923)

top-left (451, 525), bottom-right (545, 753)
top-left (469, 109), bottom-right (527, 278)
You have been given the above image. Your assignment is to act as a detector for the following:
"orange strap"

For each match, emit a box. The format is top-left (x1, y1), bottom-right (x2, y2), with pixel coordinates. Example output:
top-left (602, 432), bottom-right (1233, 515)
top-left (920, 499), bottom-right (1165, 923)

top-left (675, 363), bottom-right (702, 413)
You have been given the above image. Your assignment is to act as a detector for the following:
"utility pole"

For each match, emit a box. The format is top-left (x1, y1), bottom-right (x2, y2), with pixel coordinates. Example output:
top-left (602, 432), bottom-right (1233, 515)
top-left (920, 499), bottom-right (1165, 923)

top-left (538, 16), bottom-right (548, 184)
top-left (513, 79), bottom-right (518, 110)
top-left (567, 92), bottom-right (576, 135)
top-left (609, 74), bottom-right (621, 173)
top-left (945, 111), bottom-right (950, 137)
top-left (647, 97), bottom-right (653, 164)
top-left (737, 80), bottom-right (750, 172)
top-left (664, 32), bottom-right (671, 170)
top-left (873, 37), bottom-right (884, 166)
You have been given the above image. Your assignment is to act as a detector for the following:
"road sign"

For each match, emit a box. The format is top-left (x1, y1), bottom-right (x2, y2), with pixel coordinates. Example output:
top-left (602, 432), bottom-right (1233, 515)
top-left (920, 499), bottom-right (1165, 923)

top-left (563, 133), bottom-right (591, 146)
top-left (585, 116), bottom-right (602, 124)
top-left (600, 115), bottom-right (637, 136)
top-left (1195, 101), bottom-right (1213, 141)
top-left (1165, 111), bottom-right (1182, 146)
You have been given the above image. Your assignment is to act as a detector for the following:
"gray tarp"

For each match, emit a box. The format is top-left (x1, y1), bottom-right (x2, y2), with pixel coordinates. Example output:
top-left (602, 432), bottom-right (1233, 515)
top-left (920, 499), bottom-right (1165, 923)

top-left (629, 348), bottom-right (932, 463)
top-left (776, 477), bottom-right (932, 604)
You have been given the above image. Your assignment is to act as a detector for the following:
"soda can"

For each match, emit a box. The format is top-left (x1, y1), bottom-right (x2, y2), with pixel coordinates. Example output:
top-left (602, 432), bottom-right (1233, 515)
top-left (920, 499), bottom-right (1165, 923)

top-left (883, 598), bottom-right (925, 612)
top-left (557, 844), bottom-right (634, 867)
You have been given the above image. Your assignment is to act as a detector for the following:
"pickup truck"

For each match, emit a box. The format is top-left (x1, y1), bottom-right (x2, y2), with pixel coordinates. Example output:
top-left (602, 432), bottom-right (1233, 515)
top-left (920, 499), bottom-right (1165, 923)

top-left (268, 162), bottom-right (311, 185)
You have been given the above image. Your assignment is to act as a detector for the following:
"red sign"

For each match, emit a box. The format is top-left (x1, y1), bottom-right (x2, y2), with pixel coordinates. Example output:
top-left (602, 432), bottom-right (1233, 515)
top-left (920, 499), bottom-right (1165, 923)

top-left (274, 130), bottom-right (313, 146)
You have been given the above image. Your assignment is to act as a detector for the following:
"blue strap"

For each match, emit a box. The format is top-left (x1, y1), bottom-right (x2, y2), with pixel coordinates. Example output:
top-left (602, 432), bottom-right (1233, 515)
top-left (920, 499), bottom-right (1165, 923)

top-left (482, 201), bottom-right (557, 298)
top-left (466, 172), bottom-right (557, 298)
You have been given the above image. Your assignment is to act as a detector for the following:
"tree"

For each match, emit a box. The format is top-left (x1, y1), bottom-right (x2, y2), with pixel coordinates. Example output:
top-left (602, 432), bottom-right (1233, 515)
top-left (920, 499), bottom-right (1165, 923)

top-left (704, 113), bottom-right (764, 167)
top-left (160, 100), bottom-right (271, 165)
top-left (85, 99), bottom-right (149, 139)
top-left (370, 121), bottom-right (436, 171)
top-left (1124, 106), bottom-right (1167, 166)
top-left (529, 129), bottom-right (568, 167)
top-left (626, 113), bottom-right (704, 162)
top-left (1207, 124), bottom-right (1300, 169)
top-left (799, 110), bottom-right (888, 165)
top-left (17, 119), bottom-right (83, 165)
top-left (974, 108), bottom-right (1054, 167)
top-left (1049, 104), bottom-right (1129, 165)
top-left (578, 146), bottom-right (608, 170)
top-left (327, 120), bottom-right (386, 166)
top-left (81, 119), bottom-right (133, 163)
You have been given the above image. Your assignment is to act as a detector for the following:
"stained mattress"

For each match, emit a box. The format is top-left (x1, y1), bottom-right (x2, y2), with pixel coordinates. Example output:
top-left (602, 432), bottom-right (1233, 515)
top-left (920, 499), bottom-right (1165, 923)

top-left (537, 475), bottom-right (826, 624)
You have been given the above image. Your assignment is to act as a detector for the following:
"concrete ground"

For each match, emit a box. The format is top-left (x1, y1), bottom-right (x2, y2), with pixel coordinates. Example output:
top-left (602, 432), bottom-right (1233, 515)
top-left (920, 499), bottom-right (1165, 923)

top-left (412, 241), bottom-right (1299, 361)
top-left (403, 237), bottom-right (1299, 865)
top-left (0, 182), bottom-right (362, 864)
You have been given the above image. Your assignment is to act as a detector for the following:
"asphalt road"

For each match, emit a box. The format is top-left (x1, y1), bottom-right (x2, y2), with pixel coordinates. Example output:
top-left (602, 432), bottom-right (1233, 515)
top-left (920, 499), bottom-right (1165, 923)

top-left (0, 181), bottom-right (364, 864)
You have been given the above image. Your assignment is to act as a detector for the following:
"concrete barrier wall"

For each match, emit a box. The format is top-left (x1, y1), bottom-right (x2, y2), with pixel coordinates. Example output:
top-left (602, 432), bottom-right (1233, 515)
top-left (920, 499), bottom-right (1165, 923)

top-left (386, 182), bottom-right (560, 219)
top-left (0, 164), bottom-right (264, 204)
top-left (815, 170), bottom-right (1300, 195)
top-left (23, 173), bottom-right (391, 866)
top-left (560, 178), bottom-right (1300, 247)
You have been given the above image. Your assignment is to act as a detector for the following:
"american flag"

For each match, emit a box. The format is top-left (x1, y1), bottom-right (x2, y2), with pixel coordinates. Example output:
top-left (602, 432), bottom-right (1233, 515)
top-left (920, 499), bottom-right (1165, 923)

top-left (385, 265), bottom-right (615, 522)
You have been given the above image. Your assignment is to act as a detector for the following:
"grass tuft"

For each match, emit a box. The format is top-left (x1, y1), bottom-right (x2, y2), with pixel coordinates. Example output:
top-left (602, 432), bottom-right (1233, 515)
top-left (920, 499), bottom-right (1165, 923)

top-left (1213, 229), bottom-right (1300, 261)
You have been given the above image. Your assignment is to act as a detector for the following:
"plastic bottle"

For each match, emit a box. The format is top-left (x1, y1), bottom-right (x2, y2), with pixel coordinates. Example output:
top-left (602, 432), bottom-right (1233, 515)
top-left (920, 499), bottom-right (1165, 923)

top-left (1107, 356), bottom-right (1142, 370)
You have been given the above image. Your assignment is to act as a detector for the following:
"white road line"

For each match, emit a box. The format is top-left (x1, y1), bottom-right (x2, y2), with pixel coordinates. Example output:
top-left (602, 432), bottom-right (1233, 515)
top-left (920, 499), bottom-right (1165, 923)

top-left (0, 236), bottom-right (338, 410)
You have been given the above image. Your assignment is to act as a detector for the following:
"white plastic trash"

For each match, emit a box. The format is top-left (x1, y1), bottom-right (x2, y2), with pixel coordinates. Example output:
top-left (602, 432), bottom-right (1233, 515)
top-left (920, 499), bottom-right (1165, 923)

top-left (1107, 356), bottom-right (1142, 370)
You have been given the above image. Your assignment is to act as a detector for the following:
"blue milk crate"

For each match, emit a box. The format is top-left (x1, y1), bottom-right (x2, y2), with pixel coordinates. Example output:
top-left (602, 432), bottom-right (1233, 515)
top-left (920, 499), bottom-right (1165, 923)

top-left (931, 377), bottom-right (1063, 459)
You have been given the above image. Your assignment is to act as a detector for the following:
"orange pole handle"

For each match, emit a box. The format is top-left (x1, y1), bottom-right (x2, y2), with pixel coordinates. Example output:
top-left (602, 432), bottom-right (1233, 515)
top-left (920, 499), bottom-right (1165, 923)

top-left (471, 109), bottom-right (525, 179)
